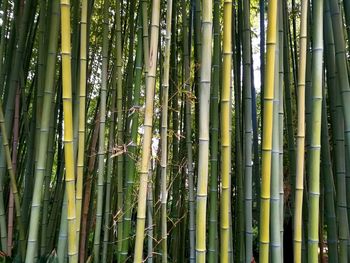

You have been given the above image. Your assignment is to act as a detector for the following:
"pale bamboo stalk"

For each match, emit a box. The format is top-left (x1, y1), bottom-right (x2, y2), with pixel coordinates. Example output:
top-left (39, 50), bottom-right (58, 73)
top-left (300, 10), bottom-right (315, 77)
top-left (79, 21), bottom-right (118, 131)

top-left (133, 0), bottom-right (161, 259)
top-left (293, 0), bottom-right (308, 261)
top-left (270, 9), bottom-right (281, 260)
top-left (307, 0), bottom-right (323, 260)
top-left (195, 0), bottom-right (212, 259)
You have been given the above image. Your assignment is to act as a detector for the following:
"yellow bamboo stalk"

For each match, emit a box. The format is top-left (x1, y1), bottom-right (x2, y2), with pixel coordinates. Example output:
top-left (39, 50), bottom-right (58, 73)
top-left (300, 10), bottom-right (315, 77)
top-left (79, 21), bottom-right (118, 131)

top-left (259, 0), bottom-right (278, 261)
top-left (293, 0), bottom-right (308, 262)
top-left (133, 0), bottom-right (160, 260)
top-left (60, 0), bottom-right (78, 261)
top-left (76, 0), bottom-right (87, 248)
top-left (220, 0), bottom-right (232, 261)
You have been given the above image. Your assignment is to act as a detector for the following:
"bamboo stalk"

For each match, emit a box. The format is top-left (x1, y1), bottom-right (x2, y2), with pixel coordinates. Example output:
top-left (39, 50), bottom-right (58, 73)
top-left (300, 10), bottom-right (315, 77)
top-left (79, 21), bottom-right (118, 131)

top-left (195, 0), bottom-right (212, 259)
top-left (220, 0), bottom-right (232, 261)
top-left (270, 2), bottom-right (281, 260)
top-left (307, 0), bottom-right (323, 260)
top-left (76, 0), bottom-right (88, 249)
top-left (293, 0), bottom-right (308, 261)
top-left (160, 0), bottom-right (173, 260)
top-left (242, 0), bottom-right (253, 261)
top-left (120, 11), bottom-right (143, 262)
top-left (133, 0), bottom-right (161, 259)
top-left (328, 0), bottom-right (350, 171)
top-left (93, 0), bottom-right (109, 261)
top-left (182, 0), bottom-right (195, 260)
top-left (25, 1), bottom-right (60, 260)
top-left (323, 5), bottom-right (339, 261)
top-left (208, 0), bottom-right (220, 259)
top-left (7, 87), bottom-right (20, 257)
top-left (259, 0), bottom-right (278, 261)
top-left (60, 0), bottom-right (78, 260)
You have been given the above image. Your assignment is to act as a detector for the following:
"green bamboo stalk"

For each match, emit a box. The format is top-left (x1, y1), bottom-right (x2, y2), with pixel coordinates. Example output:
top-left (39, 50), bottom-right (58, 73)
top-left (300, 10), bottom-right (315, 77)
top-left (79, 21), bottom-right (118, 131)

top-left (35, 0), bottom-right (48, 166)
top-left (101, 56), bottom-right (117, 263)
top-left (120, 12), bottom-right (143, 262)
top-left (307, 0), bottom-right (323, 260)
top-left (324, 2), bottom-right (350, 257)
top-left (323, 6), bottom-right (339, 262)
top-left (0, 2), bottom-right (34, 252)
top-left (160, 0), bottom-right (173, 259)
top-left (321, 102), bottom-right (338, 263)
top-left (342, 0), bottom-right (350, 44)
top-left (208, 0), bottom-right (220, 259)
top-left (93, 0), bottom-right (109, 261)
top-left (328, 0), bottom-right (350, 167)
top-left (169, 0), bottom-right (180, 256)
top-left (242, 0), bottom-right (253, 261)
top-left (133, 0), bottom-right (161, 258)
top-left (182, 0), bottom-right (195, 260)
top-left (232, 5), bottom-right (244, 260)
top-left (76, 0), bottom-right (88, 249)
top-left (0, 0), bottom-right (9, 96)
top-left (116, 0), bottom-right (125, 256)
top-left (302, 23), bottom-right (312, 259)
top-left (7, 88), bottom-right (20, 257)
top-left (57, 190), bottom-right (68, 263)
top-left (0, 100), bottom-right (25, 260)
top-left (282, 1), bottom-right (296, 211)
top-left (25, 1), bottom-right (60, 260)
top-left (333, 65), bottom-right (349, 263)
top-left (42, 89), bottom-right (58, 256)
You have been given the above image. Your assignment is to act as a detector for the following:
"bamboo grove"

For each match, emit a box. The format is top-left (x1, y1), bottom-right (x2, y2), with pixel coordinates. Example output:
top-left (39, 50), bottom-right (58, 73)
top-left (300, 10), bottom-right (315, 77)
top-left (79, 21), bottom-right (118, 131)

top-left (0, 0), bottom-right (350, 262)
